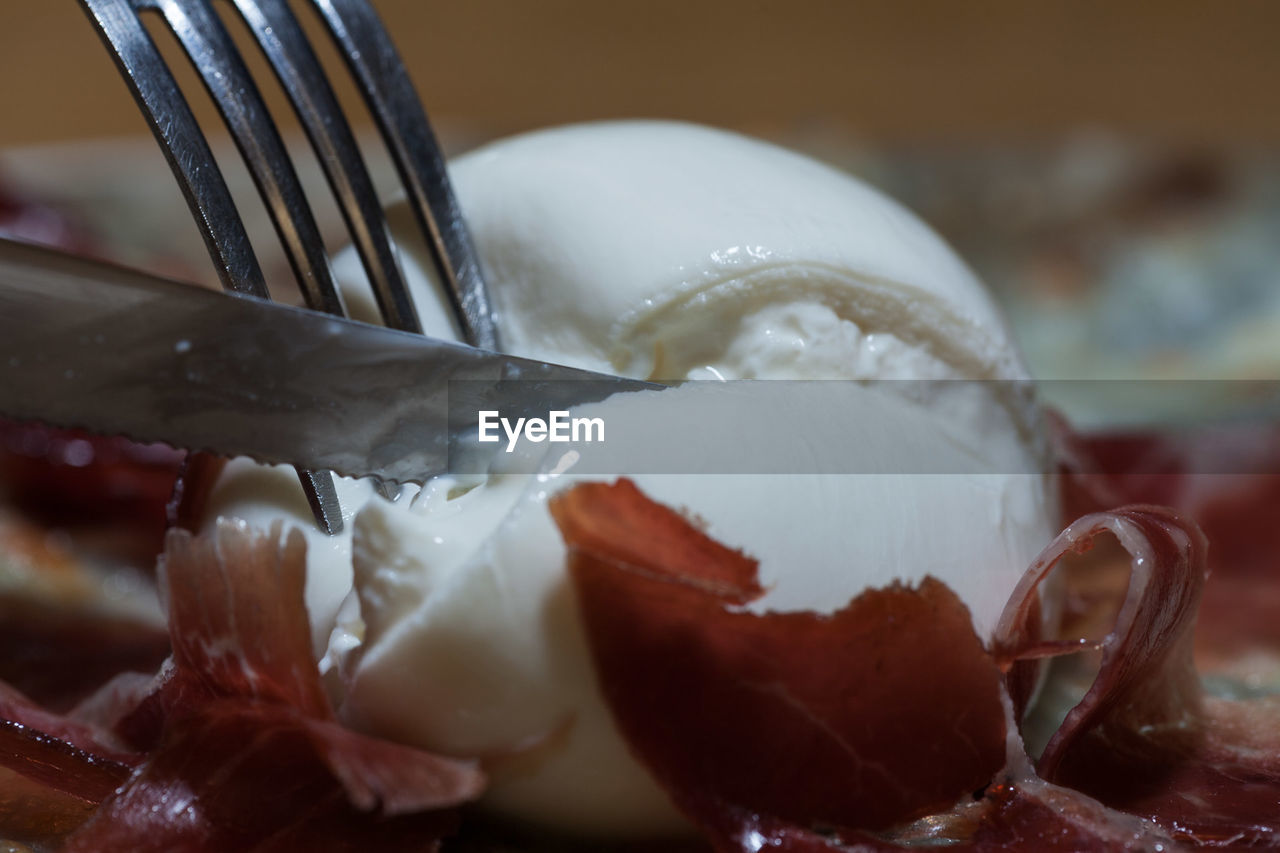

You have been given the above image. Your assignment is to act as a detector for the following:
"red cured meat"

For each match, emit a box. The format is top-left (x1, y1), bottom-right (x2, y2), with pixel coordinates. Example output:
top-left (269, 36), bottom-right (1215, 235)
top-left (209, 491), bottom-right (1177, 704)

top-left (554, 475), bottom-right (1280, 851)
top-left (549, 479), bottom-right (1008, 838)
top-left (0, 522), bottom-right (485, 851)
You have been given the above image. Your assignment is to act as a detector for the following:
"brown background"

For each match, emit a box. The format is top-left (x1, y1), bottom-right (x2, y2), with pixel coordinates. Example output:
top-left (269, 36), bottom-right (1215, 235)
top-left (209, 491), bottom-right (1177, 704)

top-left (2, 1), bottom-right (1279, 150)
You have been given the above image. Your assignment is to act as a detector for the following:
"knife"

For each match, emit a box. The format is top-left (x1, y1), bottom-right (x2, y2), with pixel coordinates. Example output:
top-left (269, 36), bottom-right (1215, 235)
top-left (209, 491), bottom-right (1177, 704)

top-left (0, 238), bottom-right (660, 485)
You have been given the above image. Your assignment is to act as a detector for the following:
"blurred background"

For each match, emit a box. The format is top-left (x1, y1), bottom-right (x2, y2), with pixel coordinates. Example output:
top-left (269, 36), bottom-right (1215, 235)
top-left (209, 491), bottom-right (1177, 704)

top-left (2, 1), bottom-right (1280, 420)
top-left (6, 1), bottom-right (1280, 146)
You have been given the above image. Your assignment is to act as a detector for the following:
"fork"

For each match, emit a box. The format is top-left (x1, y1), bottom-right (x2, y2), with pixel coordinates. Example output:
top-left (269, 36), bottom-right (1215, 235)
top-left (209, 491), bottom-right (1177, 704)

top-left (78, 0), bottom-right (498, 534)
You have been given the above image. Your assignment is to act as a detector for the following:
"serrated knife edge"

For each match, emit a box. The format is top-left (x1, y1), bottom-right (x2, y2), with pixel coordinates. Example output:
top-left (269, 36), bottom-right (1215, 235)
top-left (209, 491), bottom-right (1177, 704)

top-left (0, 238), bottom-right (659, 484)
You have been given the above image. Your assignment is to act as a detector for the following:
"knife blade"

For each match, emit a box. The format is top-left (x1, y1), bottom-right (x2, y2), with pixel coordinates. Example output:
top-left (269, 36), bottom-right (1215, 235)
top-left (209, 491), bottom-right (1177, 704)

top-left (0, 238), bottom-right (660, 484)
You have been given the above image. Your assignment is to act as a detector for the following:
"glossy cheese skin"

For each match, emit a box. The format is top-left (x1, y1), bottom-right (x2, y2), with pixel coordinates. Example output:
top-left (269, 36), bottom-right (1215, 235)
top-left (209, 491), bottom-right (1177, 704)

top-left (202, 122), bottom-right (1056, 838)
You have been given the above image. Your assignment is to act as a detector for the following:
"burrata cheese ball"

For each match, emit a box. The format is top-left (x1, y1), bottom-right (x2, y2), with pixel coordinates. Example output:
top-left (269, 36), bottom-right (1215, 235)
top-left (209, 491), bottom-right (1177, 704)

top-left (200, 122), bottom-right (1056, 838)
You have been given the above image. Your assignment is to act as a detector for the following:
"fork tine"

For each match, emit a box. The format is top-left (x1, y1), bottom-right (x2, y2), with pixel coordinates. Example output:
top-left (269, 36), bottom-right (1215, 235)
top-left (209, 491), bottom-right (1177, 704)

top-left (296, 467), bottom-right (344, 536)
top-left (80, 0), bottom-right (268, 299)
top-left (79, 0), bottom-right (344, 534)
top-left (141, 0), bottom-right (346, 318)
top-left (310, 0), bottom-right (499, 350)
top-left (227, 0), bottom-right (421, 334)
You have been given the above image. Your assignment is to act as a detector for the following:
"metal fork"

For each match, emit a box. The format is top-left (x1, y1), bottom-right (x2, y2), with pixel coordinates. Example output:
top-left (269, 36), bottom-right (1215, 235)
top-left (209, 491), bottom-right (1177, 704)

top-left (78, 0), bottom-right (498, 534)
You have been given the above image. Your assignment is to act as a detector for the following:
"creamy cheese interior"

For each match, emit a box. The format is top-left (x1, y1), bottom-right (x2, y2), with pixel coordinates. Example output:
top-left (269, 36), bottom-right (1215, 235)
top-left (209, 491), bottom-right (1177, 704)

top-left (201, 122), bottom-right (1056, 838)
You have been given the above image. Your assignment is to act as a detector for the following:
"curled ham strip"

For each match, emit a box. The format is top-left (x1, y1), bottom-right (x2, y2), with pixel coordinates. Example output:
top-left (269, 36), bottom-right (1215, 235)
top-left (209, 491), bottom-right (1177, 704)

top-left (997, 507), bottom-right (1280, 846)
top-left (1059, 419), bottom-right (1280, 685)
top-left (0, 521), bottom-right (484, 851)
top-left (994, 506), bottom-right (1207, 784)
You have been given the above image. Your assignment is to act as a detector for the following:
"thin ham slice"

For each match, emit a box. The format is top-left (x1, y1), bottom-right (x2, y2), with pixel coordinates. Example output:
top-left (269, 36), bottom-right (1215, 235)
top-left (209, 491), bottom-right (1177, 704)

top-left (549, 479), bottom-right (1009, 840)
top-left (62, 704), bottom-right (466, 853)
top-left (0, 521), bottom-right (484, 851)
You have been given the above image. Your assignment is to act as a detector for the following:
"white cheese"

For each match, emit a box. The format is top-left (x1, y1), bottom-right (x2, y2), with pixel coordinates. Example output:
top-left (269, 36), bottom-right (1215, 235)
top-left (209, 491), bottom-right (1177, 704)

top-left (202, 121), bottom-right (1056, 838)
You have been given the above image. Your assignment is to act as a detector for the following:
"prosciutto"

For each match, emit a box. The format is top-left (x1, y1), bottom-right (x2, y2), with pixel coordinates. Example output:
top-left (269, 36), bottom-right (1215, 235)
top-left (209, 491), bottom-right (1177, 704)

top-left (0, 521), bottom-right (484, 851)
top-left (4, 406), bottom-right (1280, 848)
top-left (550, 480), bottom-right (1009, 844)
top-left (552, 473), bottom-right (1280, 851)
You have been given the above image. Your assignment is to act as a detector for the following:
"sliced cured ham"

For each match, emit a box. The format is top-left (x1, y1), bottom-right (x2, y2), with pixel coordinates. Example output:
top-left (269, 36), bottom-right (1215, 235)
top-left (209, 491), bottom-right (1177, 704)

top-left (0, 522), bottom-right (485, 851)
